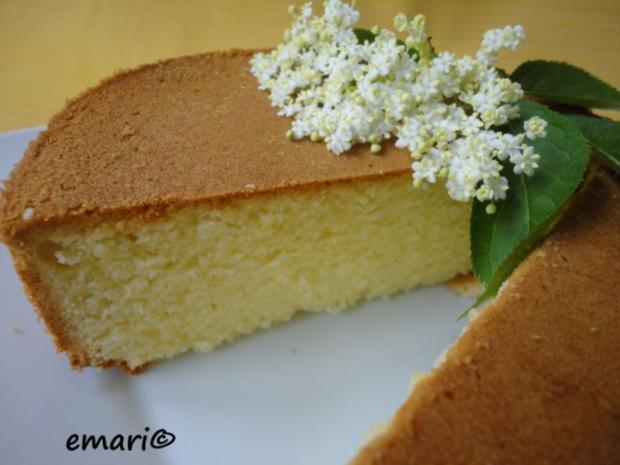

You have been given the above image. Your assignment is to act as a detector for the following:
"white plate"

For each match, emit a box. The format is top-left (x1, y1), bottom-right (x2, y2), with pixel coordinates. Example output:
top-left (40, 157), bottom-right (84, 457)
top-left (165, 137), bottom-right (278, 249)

top-left (0, 128), bottom-right (473, 465)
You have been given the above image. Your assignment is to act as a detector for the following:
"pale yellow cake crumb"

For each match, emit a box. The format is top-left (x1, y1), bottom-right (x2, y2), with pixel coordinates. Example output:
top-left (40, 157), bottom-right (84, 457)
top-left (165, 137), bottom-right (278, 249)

top-left (20, 175), bottom-right (470, 369)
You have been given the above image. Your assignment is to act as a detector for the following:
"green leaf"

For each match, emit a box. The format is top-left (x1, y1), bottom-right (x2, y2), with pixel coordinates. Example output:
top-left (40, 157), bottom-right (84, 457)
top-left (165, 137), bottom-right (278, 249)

top-left (470, 100), bottom-right (590, 303)
top-left (565, 114), bottom-right (620, 173)
top-left (353, 28), bottom-right (377, 44)
top-left (495, 67), bottom-right (509, 79)
top-left (511, 61), bottom-right (620, 110)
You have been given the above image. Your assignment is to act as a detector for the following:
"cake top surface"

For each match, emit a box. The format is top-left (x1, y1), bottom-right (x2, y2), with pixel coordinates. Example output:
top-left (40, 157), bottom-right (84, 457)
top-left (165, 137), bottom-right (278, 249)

top-left (0, 49), bottom-right (411, 236)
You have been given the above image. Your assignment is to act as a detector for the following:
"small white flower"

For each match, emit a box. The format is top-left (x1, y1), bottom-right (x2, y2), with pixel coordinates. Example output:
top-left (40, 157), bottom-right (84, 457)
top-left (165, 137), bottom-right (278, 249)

top-left (477, 25), bottom-right (525, 65)
top-left (512, 145), bottom-right (541, 176)
top-left (524, 116), bottom-right (547, 140)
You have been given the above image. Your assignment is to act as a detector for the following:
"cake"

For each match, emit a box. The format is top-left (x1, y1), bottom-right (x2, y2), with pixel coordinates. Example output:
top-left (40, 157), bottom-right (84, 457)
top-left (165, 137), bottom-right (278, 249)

top-left (0, 50), bottom-right (471, 372)
top-left (2, 46), bottom-right (619, 465)
top-left (351, 168), bottom-right (620, 464)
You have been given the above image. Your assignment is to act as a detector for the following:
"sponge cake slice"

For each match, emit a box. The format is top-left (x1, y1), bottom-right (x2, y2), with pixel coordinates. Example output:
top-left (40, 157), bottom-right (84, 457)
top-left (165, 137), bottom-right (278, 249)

top-left (0, 50), bottom-right (471, 371)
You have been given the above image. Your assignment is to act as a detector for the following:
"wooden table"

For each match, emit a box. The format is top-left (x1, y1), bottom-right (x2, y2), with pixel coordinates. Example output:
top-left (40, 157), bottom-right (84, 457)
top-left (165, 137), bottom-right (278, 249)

top-left (1, 0), bottom-right (618, 131)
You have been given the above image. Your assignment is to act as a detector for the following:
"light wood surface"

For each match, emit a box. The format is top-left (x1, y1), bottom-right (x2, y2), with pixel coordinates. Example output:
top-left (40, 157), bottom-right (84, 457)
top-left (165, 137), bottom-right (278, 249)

top-left (1, 0), bottom-right (619, 131)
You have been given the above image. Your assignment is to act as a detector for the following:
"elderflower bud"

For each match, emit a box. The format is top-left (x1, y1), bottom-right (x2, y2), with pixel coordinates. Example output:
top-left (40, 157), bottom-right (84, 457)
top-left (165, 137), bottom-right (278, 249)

top-left (486, 203), bottom-right (497, 214)
top-left (393, 13), bottom-right (408, 32)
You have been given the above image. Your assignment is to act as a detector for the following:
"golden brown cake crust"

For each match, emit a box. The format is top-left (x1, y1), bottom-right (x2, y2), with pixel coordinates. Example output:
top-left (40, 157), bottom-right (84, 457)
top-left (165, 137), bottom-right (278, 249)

top-left (352, 169), bottom-right (620, 464)
top-left (4, 238), bottom-right (145, 374)
top-left (0, 49), bottom-right (411, 239)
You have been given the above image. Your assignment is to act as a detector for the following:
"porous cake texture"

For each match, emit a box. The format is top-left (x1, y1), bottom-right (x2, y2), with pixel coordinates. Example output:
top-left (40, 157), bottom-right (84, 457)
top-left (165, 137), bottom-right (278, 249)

top-left (13, 175), bottom-right (469, 370)
top-left (351, 169), bottom-right (620, 465)
top-left (0, 50), bottom-right (470, 371)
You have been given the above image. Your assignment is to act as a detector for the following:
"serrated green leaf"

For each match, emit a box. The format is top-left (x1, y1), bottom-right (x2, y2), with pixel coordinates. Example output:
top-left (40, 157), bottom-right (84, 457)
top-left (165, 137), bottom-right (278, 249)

top-left (566, 114), bottom-right (620, 174)
top-left (463, 199), bottom-right (570, 319)
top-left (511, 61), bottom-right (620, 110)
top-left (470, 101), bottom-right (590, 303)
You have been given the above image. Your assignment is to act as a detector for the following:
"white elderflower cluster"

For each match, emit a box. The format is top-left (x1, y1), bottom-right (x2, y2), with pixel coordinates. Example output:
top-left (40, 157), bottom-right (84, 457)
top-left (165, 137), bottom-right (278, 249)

top-left (250, 0), bottom-right (546, 207)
